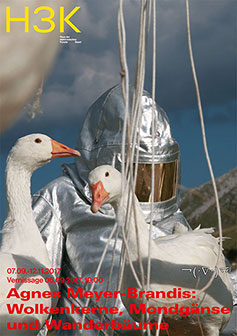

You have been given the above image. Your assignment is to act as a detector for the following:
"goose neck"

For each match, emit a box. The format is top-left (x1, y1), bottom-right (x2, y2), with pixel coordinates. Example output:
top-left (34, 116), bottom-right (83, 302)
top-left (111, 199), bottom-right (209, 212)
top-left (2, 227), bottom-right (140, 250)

top-left (2, 157), bottom-right (51, 267)
top-left (5, 158), bottom-right (33, 222)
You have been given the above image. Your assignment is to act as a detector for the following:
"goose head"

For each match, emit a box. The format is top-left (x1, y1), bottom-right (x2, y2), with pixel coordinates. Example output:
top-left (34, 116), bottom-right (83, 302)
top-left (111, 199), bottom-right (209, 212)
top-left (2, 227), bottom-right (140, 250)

top-left (8, 134), bottom-right (80, 173)
top-left (89, 165), bottom-right (122, 213)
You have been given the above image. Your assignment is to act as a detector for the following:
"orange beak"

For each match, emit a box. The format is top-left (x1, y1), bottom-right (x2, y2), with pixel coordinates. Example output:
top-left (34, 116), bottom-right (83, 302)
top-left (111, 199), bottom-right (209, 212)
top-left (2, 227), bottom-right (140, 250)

top-left (90, 181), bottom-right (109, 213)
top-left (51, 139), bottom-right (80, 158)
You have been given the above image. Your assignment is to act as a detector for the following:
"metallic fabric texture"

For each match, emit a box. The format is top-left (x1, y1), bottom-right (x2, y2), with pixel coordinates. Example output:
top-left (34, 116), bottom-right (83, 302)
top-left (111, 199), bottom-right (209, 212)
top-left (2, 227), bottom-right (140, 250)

top-left (33, 84), bottom-right (190, 336)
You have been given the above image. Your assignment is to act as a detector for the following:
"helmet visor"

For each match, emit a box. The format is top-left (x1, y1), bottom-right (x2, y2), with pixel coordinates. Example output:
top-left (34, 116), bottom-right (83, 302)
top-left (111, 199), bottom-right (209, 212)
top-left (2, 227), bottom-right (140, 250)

top-left (135, 161), bottom-right (177, 202)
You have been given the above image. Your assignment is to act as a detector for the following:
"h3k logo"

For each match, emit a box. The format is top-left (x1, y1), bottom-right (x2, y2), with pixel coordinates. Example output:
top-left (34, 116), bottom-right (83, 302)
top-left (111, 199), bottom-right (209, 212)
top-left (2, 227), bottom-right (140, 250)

top-left (5, 6), bottom-right (81, 33)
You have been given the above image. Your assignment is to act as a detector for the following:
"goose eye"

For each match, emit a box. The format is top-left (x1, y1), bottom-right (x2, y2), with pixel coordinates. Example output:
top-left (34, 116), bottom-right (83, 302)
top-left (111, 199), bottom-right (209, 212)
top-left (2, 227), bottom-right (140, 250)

top-left (34, 138), bottom-right (42, 144)
top-left (105, 171), bottom-right (109, 177)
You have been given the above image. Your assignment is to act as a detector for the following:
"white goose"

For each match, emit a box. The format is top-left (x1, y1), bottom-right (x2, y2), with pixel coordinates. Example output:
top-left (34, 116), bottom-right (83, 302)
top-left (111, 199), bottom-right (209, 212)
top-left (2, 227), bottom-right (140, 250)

top-left (0, 134), bottom-right (80, 335)
top-left (89, 165), bottom-right (233, 336)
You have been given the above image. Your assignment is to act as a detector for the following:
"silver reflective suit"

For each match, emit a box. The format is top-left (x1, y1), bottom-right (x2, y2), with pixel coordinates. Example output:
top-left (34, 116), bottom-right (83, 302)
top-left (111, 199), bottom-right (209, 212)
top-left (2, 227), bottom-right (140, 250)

top-left (33, 84), bottom-right (190, 336)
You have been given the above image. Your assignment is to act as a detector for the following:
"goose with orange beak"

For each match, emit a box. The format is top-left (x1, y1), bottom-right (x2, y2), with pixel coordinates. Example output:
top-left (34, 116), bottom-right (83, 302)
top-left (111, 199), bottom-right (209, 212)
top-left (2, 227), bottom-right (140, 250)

top-left (0, 134), bottom-right (80, 335)
top-left (51, 138), bottom-right (80, 159)
top-left (88, 165), bottom-right (233, 336)
top-left (89, 166), bottom-right (121, 213)
top-left (90, 180), bottom-right (110, 213)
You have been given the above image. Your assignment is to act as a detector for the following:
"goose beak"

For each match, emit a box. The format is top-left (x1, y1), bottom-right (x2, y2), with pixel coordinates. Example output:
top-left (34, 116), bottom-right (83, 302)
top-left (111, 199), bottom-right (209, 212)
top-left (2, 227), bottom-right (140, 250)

top-left (90, 181), bottom-right (109, 213)
top-left (51, 139), bottom-right (80, 158)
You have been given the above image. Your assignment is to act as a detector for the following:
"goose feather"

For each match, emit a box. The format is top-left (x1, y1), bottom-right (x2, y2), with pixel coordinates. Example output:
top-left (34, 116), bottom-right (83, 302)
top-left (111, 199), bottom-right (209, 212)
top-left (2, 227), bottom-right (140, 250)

top-left (0, 134), bottom-right (79, 335)
top-left (89, 165), bottom-right (233, 336)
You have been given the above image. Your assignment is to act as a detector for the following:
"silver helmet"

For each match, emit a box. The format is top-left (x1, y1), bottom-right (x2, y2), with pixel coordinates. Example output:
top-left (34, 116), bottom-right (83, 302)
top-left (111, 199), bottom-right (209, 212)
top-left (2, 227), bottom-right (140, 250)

top-left (75, 84), bottom-right (180, 203)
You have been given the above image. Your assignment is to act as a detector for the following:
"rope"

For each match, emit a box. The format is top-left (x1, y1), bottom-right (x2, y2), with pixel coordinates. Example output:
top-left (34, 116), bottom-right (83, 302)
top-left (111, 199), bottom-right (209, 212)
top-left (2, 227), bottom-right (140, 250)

top-left (155, 311), bottom-right (163, 336)
top-left (96, 227), bottom-right (120, 336)
top-left (145, 1), bottom-right (157, 334)
top-left (185, 0), bottom-right (223, 294)
top-left (148, 0), bottom-right (157, 295)
top-left (127, 0), bottom-right (150, 293)
top-left (117, 0), bottom-right (143, 291)
top-left (93, 2), bottom-right (226, 335)
top-left (115, 0), bottom-right (226, 308)
top-left (117, 4), bottom-right (153, 336)
top-left (80, 223), bottom-right (118, 331)
top-left (141, 0), bottom-right (227, 307)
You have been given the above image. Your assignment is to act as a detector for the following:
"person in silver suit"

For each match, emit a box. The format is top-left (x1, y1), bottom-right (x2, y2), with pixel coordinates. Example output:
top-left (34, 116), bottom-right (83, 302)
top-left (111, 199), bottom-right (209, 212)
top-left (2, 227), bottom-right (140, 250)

top-left (33, 84), bottom-right (191, 336)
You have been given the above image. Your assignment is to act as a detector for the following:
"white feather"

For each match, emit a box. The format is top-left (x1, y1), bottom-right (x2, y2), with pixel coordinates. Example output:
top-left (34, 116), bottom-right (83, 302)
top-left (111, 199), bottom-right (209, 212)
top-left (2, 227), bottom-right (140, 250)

top-left (0, 134), bottom-right (79, 335)
top-left (89, 165), bottom-right (234, 336)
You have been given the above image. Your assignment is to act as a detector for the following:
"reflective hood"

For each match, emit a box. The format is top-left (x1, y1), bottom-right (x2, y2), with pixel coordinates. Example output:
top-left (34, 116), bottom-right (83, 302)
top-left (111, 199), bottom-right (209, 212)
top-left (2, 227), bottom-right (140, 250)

top-left (63, 84), bottom-right (181, 217)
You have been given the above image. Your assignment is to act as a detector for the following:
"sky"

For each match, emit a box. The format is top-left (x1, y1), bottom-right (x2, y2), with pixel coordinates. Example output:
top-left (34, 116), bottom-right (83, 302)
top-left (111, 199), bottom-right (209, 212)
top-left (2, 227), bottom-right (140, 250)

top-left (0, 0), bottom-right (236, 224)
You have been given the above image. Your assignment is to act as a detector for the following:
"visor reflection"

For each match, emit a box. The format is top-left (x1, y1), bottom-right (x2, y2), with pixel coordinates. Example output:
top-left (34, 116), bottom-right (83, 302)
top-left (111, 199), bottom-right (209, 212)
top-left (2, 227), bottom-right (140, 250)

top-left (135, 161), bottom-right (177, 202)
